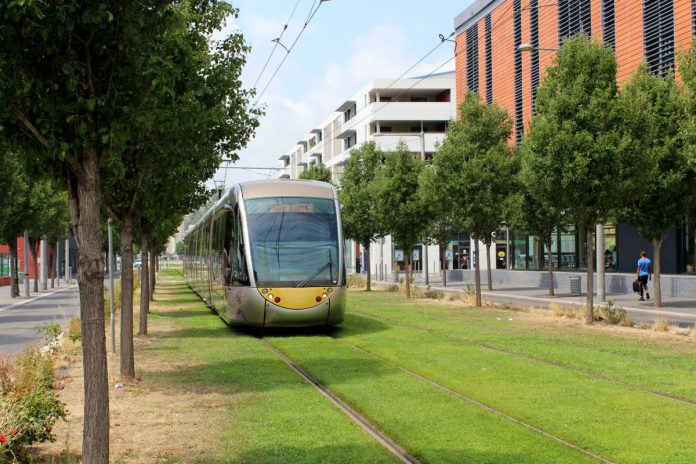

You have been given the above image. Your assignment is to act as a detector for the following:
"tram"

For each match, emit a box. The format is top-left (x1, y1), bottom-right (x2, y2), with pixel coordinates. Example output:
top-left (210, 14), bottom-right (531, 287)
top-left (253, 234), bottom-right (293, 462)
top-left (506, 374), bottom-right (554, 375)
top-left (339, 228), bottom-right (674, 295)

top-left (183, 179), bottom-right (346, 327)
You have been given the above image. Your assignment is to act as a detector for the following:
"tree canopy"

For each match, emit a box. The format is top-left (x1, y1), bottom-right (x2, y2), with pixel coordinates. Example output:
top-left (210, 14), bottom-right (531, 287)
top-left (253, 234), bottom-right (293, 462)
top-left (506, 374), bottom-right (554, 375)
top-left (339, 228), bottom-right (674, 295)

top-left (431, 91), bottom-right (515, 304)
top-left (523, 35), bottom-right (631, 322)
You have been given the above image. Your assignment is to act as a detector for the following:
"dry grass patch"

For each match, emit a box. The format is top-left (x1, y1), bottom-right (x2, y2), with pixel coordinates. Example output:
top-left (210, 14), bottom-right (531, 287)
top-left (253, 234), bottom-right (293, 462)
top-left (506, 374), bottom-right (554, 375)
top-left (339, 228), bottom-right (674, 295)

top-left (34, 287), bottom-right (229, 464)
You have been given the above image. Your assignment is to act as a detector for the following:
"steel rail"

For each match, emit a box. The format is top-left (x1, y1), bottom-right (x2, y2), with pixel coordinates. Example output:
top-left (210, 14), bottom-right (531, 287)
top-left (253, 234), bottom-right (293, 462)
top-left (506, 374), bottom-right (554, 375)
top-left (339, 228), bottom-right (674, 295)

top-left (351, 309), bottom-right (696, 408)
top-left (259, 338), bottom-right (421, 464)
top-left (333, 335), bottom-right (617, 464)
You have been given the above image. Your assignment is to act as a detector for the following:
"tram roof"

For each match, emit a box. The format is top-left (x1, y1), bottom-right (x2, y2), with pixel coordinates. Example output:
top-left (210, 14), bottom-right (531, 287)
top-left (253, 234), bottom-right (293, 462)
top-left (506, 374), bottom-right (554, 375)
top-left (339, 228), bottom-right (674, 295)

top-left (240, 179), bottom-right (336, 200)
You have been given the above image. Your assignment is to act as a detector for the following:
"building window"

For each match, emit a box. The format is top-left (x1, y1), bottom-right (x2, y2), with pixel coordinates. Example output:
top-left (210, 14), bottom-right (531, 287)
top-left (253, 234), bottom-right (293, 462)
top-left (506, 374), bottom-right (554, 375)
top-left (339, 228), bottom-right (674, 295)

top-left (381, 126), bottom-right (392, 133)
top-left (379, 96), bottom-right (392, 102)
top-left (344, 103), bottom-right (356, 122)
top-left (466, 25), bottom-right (479, 93)
top-left (601, 0), bottom-right (616, 49)
top-left (643, 0), bottom-right (675, 77)
top-left (558, 0), bottom-right (591, 42)
top-left (513, 0), bottom-right (523, 143)
top-left (530, 0), bottom-right (540, 116)
top-left (344, 134), bottom-right (357, 150)
top-left (485, 14), bottom-right (493, 105)
top-left (411, 96), bottom-right (428, 102)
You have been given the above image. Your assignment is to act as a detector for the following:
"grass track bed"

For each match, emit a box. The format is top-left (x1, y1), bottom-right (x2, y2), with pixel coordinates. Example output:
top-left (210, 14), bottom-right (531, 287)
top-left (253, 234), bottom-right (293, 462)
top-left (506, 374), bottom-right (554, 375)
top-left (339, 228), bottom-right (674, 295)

top-left (267, 335), bottom-right (597, 464)
top-left (144, 277), bottom-right (397, 464)
top-left (348, 292), bottom-right (696, 400)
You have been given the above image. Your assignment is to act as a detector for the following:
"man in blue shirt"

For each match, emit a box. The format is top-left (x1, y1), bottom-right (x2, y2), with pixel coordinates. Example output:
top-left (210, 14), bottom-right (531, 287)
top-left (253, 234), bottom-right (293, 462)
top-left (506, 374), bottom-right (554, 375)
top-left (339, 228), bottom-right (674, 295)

top-left (636, 251), bottom-right (652, 301)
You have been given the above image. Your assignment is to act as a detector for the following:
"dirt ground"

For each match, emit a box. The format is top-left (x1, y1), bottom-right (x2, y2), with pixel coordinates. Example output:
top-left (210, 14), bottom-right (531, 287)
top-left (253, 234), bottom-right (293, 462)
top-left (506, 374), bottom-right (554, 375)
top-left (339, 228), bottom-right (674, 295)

top-left (34, 318), bottom-right (228, 464)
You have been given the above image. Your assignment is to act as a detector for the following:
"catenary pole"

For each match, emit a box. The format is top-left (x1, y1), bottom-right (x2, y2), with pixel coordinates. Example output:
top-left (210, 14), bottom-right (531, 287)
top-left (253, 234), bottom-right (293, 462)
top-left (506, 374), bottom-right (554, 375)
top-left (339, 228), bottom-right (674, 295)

top-left (23, 230), bottom-right (30, 297)
top-left (40, 237), bottom-right (47, 290)
top-left (596, 224), bottom-right (605, 302)
top-left (421, 122), bottom-right (429, 286)
top-left (108, 219), bottom-right (115, 354)
top-left (65, 235), bottom-right (70, 284)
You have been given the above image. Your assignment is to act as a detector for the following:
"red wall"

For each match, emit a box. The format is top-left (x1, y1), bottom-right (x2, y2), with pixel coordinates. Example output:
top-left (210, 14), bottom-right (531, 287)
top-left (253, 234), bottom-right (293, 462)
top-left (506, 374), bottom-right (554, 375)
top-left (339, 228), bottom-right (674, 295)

top-left (0, 238), bottom-right (56, 286)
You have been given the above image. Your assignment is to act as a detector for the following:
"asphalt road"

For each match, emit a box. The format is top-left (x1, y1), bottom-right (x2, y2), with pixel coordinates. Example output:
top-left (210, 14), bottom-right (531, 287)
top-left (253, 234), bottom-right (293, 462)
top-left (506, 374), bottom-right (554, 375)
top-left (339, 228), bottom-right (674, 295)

top-left (0, 286), bottom-right (80, 355)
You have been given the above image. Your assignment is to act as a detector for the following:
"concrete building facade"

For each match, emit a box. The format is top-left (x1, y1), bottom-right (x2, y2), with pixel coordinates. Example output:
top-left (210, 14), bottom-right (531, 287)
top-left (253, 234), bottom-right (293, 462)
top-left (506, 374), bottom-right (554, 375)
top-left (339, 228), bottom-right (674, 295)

top-left (277, 72), bottom-right (498, 278)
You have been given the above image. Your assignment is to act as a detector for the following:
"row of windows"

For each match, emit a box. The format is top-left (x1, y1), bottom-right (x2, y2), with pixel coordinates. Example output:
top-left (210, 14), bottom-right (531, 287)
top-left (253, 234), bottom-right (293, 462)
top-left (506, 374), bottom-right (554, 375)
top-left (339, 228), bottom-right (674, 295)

top-left (464, 0), bottom-right (683, 140)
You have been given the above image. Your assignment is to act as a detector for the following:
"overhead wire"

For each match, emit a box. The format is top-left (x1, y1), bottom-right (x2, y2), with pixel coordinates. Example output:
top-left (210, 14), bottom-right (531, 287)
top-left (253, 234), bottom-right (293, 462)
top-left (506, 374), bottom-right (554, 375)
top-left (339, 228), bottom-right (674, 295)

top-left (251, 0), bottom-right (303, 91)
top-left (253, 0), bottom-right (327, 107)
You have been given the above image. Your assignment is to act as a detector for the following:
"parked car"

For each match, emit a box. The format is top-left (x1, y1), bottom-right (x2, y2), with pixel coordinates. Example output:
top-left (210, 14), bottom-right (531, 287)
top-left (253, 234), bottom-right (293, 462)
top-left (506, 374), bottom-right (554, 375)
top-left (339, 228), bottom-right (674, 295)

top-left (134, 258), bottom-right (142, 268)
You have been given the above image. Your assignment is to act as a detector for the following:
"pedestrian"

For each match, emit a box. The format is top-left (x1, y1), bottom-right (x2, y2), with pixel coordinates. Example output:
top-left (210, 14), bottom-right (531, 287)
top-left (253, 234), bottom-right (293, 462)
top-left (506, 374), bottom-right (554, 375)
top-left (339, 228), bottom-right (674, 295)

top-left (636, 251), bottom-right (652, 301)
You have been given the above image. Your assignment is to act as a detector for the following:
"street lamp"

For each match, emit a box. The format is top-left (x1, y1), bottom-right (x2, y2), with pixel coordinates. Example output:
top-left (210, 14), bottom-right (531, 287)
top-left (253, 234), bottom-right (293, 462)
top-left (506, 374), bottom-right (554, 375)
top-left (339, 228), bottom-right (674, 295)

top-left (517, 43), bottom-right (559, 52)
top-left (214, 179), bottom-right (224, 200)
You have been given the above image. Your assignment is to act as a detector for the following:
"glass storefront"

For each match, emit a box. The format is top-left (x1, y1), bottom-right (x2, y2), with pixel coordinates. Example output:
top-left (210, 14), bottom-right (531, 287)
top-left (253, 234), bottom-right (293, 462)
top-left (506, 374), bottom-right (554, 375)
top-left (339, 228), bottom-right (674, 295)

top-left (510, 224), bottom-right (617, 272)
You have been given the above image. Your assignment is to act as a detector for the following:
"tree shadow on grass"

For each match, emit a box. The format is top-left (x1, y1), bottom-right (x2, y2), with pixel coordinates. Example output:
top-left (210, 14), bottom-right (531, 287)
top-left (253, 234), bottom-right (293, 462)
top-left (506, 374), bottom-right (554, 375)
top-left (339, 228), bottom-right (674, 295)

top-left (192, 443), bottom-right (548, 464)
top-left (143, 352), bottom-right (391, 393)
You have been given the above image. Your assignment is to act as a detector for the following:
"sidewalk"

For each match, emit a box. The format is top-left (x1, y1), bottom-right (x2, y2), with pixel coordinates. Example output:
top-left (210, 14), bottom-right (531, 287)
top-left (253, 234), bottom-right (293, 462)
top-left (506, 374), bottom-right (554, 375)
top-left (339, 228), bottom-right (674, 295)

top-left (0, 277), bottom-right (75, 312)
top-left (374, 277), bottom-right (696, 326)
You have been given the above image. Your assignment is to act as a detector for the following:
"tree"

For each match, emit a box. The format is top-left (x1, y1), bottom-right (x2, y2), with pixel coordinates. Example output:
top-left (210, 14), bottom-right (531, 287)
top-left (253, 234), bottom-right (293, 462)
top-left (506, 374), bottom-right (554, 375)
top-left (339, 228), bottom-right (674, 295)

top-left (523, 35), bottom-right (631, 324)
top-left (374, 142), bottom-right (430, 298)
top-left (0, 149), bottom-right (30, 298)
top-left (518, 155), bottom-right (565, 296)
top-left (97, 2), bottom-right (259, 376)
top-left (339, 141), bottom-right (386, 291)
top-left (299, 164), bottom-right (332, 183)
top-left (27, 180), bottom-right (69, 293)
top-left (616, 65), bottom-right (693, 307)
top-left (431, 92), bottom-right (515, 306)
top-left (0, 3), bottom-right (258, 461)
top-left (419, 160), bottom-right (455, 287)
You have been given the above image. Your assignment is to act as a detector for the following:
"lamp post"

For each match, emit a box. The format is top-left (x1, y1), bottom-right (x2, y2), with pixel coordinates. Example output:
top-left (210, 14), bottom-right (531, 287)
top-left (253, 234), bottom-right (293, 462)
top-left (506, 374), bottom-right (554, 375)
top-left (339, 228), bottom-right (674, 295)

top-left (420, 121), bottom-right (429, 286)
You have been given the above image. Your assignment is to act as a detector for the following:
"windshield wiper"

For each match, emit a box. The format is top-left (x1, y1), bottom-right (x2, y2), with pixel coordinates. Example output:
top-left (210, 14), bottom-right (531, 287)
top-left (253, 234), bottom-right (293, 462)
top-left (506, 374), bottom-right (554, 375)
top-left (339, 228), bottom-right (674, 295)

top-left (297, 260), bottom-right (333, 288)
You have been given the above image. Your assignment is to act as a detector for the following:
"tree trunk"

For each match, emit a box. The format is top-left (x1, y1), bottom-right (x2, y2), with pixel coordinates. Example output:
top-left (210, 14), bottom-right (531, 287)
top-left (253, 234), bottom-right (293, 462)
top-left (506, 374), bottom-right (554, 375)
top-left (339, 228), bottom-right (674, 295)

top-left (652, 238), bottom-right (662, 308)
top-left (585, 224), bottom-right (594, 325)
top-left (546, 236), bottom-right (555, 296)
top-left (139, 236), bottom-right (149, 335)
top-left (31, 240), bottom-right (39, 293)
top-left (441, 245), bottom-right (447, 287)
top-left (66, 149), bottom-right (109, 464)
top-left (485, 242), bottom-right (493, 291)
top-left (149, 248), bottom-right (156, 302)
top-left (365, 245), bottom-right (371, 291)
top-left (119, 213), bottom-right (135, 379)
top-left (474, 239), bottom-right (482, 307)
top-left (9, 244), bottom-right (18, 298)
top-left (405, 247), bottom-right (411, 298)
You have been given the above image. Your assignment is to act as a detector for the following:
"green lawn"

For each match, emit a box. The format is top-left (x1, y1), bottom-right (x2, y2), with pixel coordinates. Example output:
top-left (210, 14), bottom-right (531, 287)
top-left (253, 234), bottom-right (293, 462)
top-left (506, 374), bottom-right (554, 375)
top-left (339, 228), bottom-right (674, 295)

top-left (145, 272), bottom-right (696, 463)
top-left (145, 269), bottom-right (397, 464)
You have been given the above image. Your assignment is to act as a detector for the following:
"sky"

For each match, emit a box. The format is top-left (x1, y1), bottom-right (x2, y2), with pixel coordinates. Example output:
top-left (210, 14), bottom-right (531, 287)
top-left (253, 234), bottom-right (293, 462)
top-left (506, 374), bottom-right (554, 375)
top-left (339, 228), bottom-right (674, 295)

top-left (209, 0), bottom-right (474, 189)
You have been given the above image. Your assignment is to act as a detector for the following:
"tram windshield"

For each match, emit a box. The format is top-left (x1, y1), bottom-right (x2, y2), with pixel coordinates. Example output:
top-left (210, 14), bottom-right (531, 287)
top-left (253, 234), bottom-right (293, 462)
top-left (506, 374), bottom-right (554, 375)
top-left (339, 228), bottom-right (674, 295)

top-left (246, 197), bottom-right (339, 287)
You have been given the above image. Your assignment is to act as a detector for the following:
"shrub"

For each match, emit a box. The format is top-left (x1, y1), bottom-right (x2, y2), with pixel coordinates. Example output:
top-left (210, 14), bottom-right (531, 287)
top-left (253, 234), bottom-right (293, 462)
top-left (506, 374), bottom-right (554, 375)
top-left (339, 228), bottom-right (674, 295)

top-left (597, 300), bottom-right (631, 326)
top-left (104, 279), bottom-right (123, 321)
top-left (0, 348), bottom-right (67, 463)
top-left (66, 318), bottom-right (81, 343)
top-left (347, 274), bottom-right (366, 288)
top-left (654, 319), bottom-right (669, 332)
top-left (36, 323), bottom-right (62, 356)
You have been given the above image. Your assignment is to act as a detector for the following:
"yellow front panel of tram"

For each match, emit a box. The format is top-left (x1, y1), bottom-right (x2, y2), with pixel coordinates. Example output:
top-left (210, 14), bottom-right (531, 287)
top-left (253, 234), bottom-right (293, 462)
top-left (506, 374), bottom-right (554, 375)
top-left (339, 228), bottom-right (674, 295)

top-left (257, 287), bottom-right (337, 310)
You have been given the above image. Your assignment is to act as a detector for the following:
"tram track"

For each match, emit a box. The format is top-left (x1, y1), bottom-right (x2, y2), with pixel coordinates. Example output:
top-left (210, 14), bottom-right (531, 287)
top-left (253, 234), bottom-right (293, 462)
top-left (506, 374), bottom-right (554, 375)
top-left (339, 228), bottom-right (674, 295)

top-left (330, 334), bottom-right (616, 464)
top-left (352, 309), bottom-right (696, 407)
top-left (259, 337), bottom-right (422, 464)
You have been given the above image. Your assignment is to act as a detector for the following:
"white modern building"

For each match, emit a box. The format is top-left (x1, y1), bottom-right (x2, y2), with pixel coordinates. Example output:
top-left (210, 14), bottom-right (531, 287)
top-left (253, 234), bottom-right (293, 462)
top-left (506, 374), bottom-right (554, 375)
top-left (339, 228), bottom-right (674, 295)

top-left (278, 71), bottom-right (498, 281)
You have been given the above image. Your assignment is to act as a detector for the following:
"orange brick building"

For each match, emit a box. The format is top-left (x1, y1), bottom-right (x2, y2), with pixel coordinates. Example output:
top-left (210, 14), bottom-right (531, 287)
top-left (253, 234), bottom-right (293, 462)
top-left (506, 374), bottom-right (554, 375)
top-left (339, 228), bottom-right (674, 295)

top-left (454, 0), bottom-right (696, 275)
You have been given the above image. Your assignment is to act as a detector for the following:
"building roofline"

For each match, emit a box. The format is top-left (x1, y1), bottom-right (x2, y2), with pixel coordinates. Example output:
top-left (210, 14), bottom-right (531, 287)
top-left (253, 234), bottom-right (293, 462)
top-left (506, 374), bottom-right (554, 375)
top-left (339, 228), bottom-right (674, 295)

top-left (454, 0), bottom-right (506, 34)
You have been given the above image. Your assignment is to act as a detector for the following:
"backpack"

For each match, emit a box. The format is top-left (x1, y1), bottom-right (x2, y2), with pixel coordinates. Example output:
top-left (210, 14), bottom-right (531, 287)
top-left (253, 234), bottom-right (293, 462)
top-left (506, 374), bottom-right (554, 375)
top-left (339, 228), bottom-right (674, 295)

top-left (632, 279), bottom-right (640, 293)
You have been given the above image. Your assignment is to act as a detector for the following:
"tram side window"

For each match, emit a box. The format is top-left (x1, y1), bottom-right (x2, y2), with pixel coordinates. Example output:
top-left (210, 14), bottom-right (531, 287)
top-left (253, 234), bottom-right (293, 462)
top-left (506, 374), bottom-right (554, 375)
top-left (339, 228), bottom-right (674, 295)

top-left (227, 207), bottom-right (250, 286)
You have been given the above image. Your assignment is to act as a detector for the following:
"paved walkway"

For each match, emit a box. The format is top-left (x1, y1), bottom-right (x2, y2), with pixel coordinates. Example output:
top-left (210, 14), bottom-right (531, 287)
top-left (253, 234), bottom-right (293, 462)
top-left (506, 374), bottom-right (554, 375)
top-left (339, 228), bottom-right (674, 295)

top-left (0, 280), bottom-right (80, 355)
top-left (376, 277), bottom-right (696, 326)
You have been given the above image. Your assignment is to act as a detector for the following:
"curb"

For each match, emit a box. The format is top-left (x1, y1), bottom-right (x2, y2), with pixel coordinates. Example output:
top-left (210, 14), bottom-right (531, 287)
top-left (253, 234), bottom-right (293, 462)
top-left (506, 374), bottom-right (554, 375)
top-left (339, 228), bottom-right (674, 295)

top-left (0, 284), bottom-right (79, 314)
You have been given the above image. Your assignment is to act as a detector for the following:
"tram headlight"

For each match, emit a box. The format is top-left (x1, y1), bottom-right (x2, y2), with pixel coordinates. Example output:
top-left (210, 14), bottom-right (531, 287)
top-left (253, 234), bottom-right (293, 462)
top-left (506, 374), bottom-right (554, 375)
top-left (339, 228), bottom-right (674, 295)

top-left (262, 288), bottom-right (268, 295)
top-left (327, 288), bottom-right (333, 294)
top-left (322, 293), bottom-right (328, 299)
top-left (268, 293), bottom-right (273, 300)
